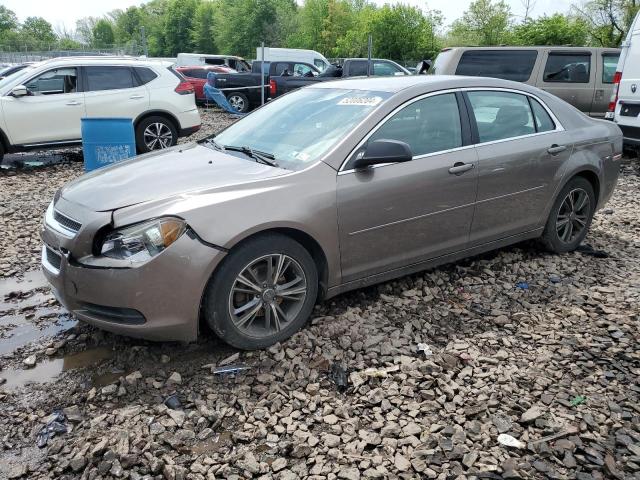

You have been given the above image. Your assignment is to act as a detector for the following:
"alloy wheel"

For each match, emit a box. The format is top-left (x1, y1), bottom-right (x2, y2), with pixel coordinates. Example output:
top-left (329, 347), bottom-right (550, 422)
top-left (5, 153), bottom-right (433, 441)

top-left (228, 254), bottom-right (307, 338)
top-left (228, 95), bottom-right (245, 112)
top-left (143, 123), bottom-right (173, 150)
top-left (556, 187), bottom-right (590, 243)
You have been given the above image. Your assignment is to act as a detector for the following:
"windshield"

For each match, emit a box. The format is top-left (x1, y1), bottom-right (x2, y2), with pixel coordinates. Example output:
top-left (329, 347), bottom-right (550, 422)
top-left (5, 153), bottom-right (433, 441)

top-left (212, 88), bottom-right (391, 170)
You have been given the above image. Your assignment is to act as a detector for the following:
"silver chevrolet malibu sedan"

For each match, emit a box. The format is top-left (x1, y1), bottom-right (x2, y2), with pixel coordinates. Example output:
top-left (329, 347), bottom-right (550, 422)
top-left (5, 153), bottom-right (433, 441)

top-left (41, 76), bottom-right (622, 350)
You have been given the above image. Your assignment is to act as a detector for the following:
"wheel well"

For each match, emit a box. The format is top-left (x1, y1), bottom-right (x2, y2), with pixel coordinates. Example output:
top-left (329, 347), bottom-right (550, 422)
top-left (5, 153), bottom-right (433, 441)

top-left (134, 111), bottom-right (179, 132)
top-left (235, 228), bottom-right (329, 300)
top-left (0, 127), bottom-right (10, 152)
top-left (574, 170), bottom-right (600, 202)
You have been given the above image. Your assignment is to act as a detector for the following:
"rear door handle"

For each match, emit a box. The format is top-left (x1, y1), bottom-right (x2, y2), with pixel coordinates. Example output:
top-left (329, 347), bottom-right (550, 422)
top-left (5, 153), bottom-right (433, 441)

top-left (65, 101), bottom-right (81, 106)
top-left (547, 144), bottom-right (567, 155)
top-left (448, 162), bottom-right (475, 175)
top-left (129, 95), bottom-right (145, 99)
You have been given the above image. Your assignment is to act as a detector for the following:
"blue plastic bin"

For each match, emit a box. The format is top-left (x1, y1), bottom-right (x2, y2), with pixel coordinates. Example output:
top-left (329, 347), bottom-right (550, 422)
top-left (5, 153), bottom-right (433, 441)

top-left (81, 118), bottom-right (136, 172)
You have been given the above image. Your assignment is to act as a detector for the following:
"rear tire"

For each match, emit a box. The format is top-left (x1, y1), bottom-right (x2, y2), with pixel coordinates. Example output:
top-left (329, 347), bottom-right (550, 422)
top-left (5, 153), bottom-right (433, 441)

top-left (541, 176), bottom-right (595, 253)
top-left (225, 92), bottom-right (250, 113)
top-left (203, 234), bottom-right (318, 350)
top-left (135, 116), bottom-right (178, 153)
top-left (0, 142), bottom-right (4, 164)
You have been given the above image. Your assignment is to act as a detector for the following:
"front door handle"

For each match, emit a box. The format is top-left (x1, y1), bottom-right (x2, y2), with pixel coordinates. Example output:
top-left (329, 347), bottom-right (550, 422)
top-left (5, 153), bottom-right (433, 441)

top-left (129, 95), bottom-right (145, 99)
top-left (65, 101), bottom-right (81, 106)
top-left (547, 144), bottom-right (567, 155)
top-left (448, 162), bottom-right (475, 175)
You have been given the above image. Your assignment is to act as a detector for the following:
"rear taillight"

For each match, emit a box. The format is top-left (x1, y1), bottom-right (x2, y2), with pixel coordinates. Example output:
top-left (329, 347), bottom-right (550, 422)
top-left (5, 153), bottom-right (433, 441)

top-left (608, 71), bottom-right (622, 113)
top-left (175, 81), bottom-right (195, 95)
top-left (269, 79), bottom-right (276, 97)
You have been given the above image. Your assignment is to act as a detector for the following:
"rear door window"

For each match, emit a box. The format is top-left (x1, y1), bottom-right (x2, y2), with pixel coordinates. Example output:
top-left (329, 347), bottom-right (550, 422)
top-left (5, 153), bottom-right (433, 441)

top-left (369, 93), bottom-right (462, 156)
top-left (467, 91), bottom-right (536, 142)
top-left (86, 66), bottom-right (136, 91)
top-left (456, 50), bottom-right (538, 82)
top-left (274, 62), bottom-right (291, 76)
top-left (543, 53), bottom-right (591, 83)
top-left (348, 61), bottom-right (369, 76)
top-left (602, 53), bottom-right (619, 83)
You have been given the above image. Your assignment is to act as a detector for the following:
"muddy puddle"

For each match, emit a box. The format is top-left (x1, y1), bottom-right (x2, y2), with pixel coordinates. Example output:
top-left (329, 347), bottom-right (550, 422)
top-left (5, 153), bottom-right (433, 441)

top-left (1, 347), bottom-right (113, 390)
top-left (0, 149), bottom-right (82, 169)
top-left (0, 270), bottom-right (77, 355)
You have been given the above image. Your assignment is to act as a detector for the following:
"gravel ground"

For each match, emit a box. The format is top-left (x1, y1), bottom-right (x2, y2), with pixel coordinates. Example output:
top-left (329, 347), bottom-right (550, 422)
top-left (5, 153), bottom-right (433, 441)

top-left (0, 110), bottom-right (639, 480)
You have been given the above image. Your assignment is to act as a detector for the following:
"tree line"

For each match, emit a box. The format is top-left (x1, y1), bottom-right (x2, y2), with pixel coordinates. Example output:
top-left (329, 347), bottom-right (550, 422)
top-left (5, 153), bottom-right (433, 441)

top-left (0, 0), bottom-right (638, 63)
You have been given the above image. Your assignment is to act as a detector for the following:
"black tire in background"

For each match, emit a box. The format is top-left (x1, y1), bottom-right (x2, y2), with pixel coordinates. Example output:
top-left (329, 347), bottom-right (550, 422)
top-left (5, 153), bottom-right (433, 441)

top-left (135, 116), bottom-right (178, 153)
top-left (225, 92), bottom-right (250, 113)
top-left (541, 176), bottom-right (596, 253)
top-left (203, 233), bottom-right (318, 350)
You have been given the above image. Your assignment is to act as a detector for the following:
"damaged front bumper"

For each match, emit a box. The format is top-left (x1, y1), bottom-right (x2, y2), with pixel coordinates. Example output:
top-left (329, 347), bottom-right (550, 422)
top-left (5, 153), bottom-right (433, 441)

top-left (41, 199), bottom-right (226, 342)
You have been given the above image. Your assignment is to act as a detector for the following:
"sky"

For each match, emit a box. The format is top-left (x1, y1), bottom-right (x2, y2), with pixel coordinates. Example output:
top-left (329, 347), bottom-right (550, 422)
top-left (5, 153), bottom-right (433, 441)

top-left (2, 0), bottom-right (574, 32)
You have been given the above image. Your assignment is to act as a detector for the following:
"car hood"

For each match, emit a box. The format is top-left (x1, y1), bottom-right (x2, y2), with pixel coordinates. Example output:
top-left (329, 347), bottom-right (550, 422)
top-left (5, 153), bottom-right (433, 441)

top-left (60, 143), bottom-right (290, 211)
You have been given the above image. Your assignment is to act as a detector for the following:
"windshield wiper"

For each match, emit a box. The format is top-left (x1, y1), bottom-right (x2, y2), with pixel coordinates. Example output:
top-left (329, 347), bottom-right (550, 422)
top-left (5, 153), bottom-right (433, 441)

top-left (203, 137), bottom-right (224, 151)
top-left (222, 145), bottom-right (279, 167)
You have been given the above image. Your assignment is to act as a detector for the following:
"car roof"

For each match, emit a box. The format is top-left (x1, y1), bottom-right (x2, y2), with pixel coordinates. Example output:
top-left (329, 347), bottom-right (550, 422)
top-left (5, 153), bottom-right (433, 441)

top-left (35, 56), bottom-right (174, 67)
top-left (309, 75), bottom-right (537, 94)
top-left (441, 46), bottom-right (620, 53)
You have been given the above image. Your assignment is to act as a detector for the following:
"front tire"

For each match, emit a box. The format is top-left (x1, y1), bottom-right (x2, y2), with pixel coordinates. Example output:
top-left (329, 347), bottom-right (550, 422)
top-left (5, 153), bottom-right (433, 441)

top-left (204, 234), bottom-right (318, 350)
top-left (135, 116), bottom-right (178, 153)
top-left (225, 92), bottom-right (250, 113)
top-left (541, 176), bottom-right (595, 253)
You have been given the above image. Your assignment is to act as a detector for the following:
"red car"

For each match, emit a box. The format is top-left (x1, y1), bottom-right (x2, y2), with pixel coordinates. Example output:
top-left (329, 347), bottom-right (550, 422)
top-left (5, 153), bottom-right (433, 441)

top-left (176, 65), bottom-right (235, 102)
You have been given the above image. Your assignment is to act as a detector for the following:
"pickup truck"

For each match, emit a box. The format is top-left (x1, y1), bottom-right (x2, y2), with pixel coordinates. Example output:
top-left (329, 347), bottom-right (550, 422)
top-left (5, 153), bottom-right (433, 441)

top-left (210, 61), bottom-right (320, 113)
top-left (269, 58), bottom-right (411, 98)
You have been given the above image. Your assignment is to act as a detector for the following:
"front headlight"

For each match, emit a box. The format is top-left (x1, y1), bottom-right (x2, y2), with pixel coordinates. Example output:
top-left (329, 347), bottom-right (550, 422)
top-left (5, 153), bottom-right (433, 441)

top-left (100, 218), bottom-right (186, 262)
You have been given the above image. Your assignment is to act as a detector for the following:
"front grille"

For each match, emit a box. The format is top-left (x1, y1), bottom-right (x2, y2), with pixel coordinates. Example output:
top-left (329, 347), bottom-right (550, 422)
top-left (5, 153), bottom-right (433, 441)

top-left (53, 210), bottom-right (82, 233)
top-left (46, 247), bottom-right (62, 270)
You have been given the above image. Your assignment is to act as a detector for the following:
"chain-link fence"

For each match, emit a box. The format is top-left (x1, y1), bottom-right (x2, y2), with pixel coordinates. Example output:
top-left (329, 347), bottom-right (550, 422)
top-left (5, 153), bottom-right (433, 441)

top-left (0, 45), bottom-right (143, 65)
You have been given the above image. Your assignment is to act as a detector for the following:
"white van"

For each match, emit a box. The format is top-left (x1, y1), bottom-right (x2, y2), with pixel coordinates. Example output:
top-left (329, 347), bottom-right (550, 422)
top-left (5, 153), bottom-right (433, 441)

top-left (610, 10), bottom-right (640, 151)
top-left (255, 47), bottom-right (330, 72)
top-left (176, 53), bottom-right (251, 72)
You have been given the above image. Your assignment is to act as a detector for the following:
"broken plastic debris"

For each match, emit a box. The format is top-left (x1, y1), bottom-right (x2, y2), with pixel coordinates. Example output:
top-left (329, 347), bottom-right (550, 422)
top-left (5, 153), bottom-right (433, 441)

top-left (349, 365), bottom-right (400, 388)
top-left (212, 365), bottom-right (250, 375)
top-left (570, 395), bottom-right (586, 407)
top-left (417, 343), bottom-right (434, 357)
top-left (515, 282), bottom-right (529, 290)
top-left (497, 433), bottom-right (526, 449)
top-left (36, 410), bottom-right (67, 448)
top-left (330, 363), bottom-right (348, 391)
top-left (164, 393), bottom-right (182, 410)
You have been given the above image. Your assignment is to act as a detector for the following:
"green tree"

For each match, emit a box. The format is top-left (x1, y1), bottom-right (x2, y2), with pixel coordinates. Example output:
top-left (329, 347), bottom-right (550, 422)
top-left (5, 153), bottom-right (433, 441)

top-left (216, 0), bottom-right (295, 57)
top-left (92, 19), bottom-right (116, 48)
top-left (21, 17), bottom-right (57, 48)
top-left (449, 0), bottom-right (512, 45)
top-left (164, 0), bottom-right (198, 55)
top-left (572, 0), bottom-right (639, 46)
top-left (192, 1), bottom-right (217, 53)
top-left (370, 4), bottom-right (442, 62)
top-left (114, 6), bottom-right (144, 45)
top-left (512, 14), bottom-right (589, 45)
top-left (0, 6), bottom-right (18, 37)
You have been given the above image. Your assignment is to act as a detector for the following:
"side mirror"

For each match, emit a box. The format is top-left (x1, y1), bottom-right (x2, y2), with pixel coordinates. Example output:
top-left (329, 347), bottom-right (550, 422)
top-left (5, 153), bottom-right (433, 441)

top-left (10, 85), bottom-right (29, 97)
top-left (353, 139), bottom-right (413, 169)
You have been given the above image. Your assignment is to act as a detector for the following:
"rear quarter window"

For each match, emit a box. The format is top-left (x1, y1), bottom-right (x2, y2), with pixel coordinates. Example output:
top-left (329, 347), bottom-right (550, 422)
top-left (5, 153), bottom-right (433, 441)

top-left (134, 67), bottom-right (158, 85)
top-left (456, 50), bottom-right (538, 82)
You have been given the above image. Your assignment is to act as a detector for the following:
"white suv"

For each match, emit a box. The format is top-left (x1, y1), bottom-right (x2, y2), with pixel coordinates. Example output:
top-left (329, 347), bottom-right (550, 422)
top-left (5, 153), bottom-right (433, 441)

top-left (610, 10), bottom-right (640, 153)
top-left (0, 56), bottom-right (201, 161)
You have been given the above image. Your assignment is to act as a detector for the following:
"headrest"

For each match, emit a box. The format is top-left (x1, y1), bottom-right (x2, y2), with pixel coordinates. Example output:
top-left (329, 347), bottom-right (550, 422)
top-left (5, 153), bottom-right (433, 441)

top-left (495, 105), bottom-right (529, 126)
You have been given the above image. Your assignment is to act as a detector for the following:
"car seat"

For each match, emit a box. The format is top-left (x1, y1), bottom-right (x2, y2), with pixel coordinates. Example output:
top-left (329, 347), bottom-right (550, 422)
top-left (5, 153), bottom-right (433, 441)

top-left (489, 105), bottom-right (533, 140)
